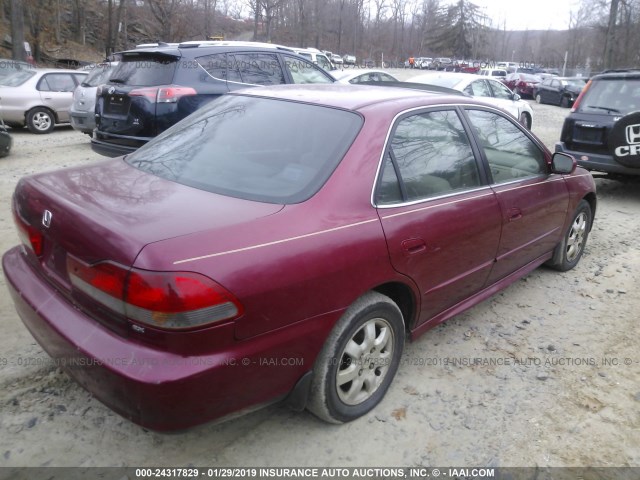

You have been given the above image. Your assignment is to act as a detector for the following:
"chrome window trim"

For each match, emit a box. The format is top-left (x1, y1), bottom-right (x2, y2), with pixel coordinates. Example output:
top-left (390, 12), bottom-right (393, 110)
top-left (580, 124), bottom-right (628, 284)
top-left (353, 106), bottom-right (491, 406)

top-left (370, 103), bottom-right (549, 210)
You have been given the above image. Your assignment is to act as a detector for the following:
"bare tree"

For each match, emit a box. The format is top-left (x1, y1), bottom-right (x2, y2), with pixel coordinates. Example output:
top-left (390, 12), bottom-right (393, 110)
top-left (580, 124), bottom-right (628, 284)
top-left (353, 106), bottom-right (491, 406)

top-left (10, 0), bottom-right (26, 61)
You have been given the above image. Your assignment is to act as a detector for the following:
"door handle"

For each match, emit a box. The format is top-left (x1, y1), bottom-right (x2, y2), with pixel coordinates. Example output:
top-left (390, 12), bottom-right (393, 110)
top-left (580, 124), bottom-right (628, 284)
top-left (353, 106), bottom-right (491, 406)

top-left (508, 208), bottom-right (523, 222)
top-left (401, 238), bottom-right (427, 255)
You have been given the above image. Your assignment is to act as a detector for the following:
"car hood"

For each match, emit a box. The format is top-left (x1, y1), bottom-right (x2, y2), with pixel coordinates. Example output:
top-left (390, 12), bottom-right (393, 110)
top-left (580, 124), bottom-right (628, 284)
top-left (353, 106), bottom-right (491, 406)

top-left (13, 158), bottom-right (284, 266)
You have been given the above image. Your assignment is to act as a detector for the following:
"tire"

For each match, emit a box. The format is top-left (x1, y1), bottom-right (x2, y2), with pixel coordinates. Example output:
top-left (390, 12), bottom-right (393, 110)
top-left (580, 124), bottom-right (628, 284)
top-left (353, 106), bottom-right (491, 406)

top-left (535, 93), bottom-right (542, 104)
top-left (26, 107), bottom-right (55, 134)
top-left (548, 200), bottom-right (592, 272)
top-left (560, 96), bottom-right (570, 108)
top-left (307, 291), bottom-right (405, 423)
top-left (519, 112), bottom-right (532, 130)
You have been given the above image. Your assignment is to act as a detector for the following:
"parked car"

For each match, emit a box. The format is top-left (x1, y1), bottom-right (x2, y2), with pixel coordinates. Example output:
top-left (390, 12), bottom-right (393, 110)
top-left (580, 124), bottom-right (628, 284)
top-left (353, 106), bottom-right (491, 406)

top-left (92, 42), bottom-right (335, 157)
top-left (503, 72), bottom-right (542, 98)
top-left (331, 54), bottom-right (344, 66)
top-left (0, 108), bottom-right (11, 157)
top-left (497, 61), bottom-right (518, 73)
top-left (433, 57), bottom-right (452, 70)
top-left (4, 83), bottom-right (596, 430)
top-left (556, 70), bottom-right (640, 176)
top-left (292, 47), bottom-right (335, 72)
top-left (416, 57), bottom-right (433, 69)
top-left (333, 69), bottom-right (398, 84)
top-left (479, 68), bottom-right (507, 78)
top-left (0, 59), bottom-right (34, 83)
top-left (534, 76), bottom-right (587, 107)
top-left (343, 54), bottom-right (357, 66)
top-left (70, 62), bottom-right (119, 135)
top-left (0, 68), bottom-right (88, 134)
top-left (409, 72), bottom-right (534, 129)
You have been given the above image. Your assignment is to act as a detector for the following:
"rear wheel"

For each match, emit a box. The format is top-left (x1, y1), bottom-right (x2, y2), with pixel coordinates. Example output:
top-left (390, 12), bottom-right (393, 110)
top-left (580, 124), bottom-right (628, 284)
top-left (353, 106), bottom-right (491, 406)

top-left (26, 107), bottom-right (55, 134)
top-left (307, 291), bottom-right (405, 423)
top-left (548, 200), bottom-right (592, 272)
top-left (535, 93), bottom-right (542, 104)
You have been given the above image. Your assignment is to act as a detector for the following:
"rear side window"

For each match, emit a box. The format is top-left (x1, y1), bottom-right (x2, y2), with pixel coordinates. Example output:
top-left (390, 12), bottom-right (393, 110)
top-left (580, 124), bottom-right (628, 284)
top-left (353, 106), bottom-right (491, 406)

top-left (126, 95), bottom-right (363, 204)
top-left (38, 74), bottom-right (77, 92)
top-left (109, 54), bottom-right (176, 86)
top-left (578, 78), bottom-right (640, 115)
top-left (377, 109), bottom-right (481, 204)
top-left (230, 53), bottom-right (285, 86)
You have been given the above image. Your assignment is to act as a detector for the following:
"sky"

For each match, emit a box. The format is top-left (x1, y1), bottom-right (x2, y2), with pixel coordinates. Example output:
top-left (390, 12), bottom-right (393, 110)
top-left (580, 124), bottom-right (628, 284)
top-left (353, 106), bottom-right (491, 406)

top-left (469, 0), bottom-right (579, 31)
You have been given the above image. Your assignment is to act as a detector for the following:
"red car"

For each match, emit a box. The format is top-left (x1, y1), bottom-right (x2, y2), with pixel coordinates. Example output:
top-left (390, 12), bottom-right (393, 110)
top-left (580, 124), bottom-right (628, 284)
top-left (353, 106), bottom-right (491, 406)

top-left (4, 84), bottom-right (596, 430)
top-left (503, 73), bottom-right (542, 98)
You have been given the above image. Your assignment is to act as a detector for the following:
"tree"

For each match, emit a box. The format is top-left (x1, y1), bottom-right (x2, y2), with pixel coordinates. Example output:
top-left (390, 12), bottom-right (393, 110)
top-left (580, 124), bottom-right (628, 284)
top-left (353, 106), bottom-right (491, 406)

top-left (10, 0), bottom-right (26, 61)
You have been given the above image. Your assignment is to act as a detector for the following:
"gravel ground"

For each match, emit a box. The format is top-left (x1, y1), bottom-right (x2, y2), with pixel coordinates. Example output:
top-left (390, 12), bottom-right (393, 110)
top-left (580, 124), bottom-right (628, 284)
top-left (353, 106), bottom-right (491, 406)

top-left (0, 79), bottom-right (639, 469)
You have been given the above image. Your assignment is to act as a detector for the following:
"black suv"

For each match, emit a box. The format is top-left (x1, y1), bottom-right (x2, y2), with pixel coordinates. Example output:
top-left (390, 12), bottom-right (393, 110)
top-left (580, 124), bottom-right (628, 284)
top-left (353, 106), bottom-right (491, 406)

top-left (556, 70), bottom-right (640, 176)
top-left (92, 42), bottom-right (335, 157)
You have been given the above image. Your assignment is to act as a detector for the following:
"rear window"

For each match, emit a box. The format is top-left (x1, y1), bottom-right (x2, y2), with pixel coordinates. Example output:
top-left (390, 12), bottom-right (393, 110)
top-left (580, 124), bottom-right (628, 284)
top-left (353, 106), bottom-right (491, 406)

top-left (108, 54), bottom-right (176, 86)
top-left (578, 78), bottom-right (640, 115)
top-left (83, 63), bottom-right (117, 87)
top-left (126, 95), bottom-right (363, 204)
top-left (0, 70), bottom-right (36, 86)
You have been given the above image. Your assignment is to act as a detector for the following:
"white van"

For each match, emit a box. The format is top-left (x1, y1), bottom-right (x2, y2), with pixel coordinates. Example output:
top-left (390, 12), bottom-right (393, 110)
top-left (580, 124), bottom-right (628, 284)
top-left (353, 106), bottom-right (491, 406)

top-left (479, 68), bottom-right (508, 78)
top-left (291, 48), bottom-right (335, 72)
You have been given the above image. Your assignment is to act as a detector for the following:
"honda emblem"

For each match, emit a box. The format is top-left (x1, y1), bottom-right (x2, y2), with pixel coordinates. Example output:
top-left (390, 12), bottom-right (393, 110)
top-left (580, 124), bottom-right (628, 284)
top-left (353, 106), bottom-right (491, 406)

top-left (42, 210), bottom-right (53, 228)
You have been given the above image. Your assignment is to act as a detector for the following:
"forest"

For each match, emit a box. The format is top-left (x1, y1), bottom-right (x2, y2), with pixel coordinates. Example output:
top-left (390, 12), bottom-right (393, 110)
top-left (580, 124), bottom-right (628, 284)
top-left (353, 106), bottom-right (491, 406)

top-left (2, 0), bottom-right (638, 71)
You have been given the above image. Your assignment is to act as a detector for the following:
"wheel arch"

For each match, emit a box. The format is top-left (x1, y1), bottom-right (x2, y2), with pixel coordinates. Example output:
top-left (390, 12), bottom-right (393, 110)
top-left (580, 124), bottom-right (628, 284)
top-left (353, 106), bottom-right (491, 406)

top-left (372, 281), bottom-right (418, 334)
top-left (583, 192), bottom-right (597, 230)
top-left (25, 106), bottom-right (59, 124)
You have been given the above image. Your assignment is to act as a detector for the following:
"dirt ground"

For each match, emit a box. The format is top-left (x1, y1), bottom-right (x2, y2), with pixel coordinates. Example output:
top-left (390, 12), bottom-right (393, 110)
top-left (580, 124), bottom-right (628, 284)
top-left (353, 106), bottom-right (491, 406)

top-left (0, 75), bottom-right (639, 468)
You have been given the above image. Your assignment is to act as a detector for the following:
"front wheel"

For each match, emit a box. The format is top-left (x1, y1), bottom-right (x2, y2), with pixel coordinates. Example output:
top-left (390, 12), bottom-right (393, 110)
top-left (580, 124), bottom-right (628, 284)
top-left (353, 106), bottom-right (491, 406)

top-left (307, 291), bottom-right (405, 423)
top-left (26, 107), bottom-right (55, 134)
top-left (548, 200), bottom-right (592, 272)
top-left (560, 96), bottom-right (570, 108)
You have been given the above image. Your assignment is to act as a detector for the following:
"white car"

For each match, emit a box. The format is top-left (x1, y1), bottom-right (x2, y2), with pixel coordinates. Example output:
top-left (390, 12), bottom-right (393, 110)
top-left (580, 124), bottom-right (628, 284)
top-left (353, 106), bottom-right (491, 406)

top-left (408, 72), bottom-right (534, 129)
top-left (333, 69), bottom-right (398, 84)
top-left (0, 68), bottom-right (88, 134)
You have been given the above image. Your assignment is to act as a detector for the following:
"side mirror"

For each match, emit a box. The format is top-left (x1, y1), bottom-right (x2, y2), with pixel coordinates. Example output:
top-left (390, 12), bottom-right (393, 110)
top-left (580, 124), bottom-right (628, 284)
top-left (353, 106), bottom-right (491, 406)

top-left (512, 92), bottom-right (521, 101)
top-left (551, 152), bottom-right (576, 174)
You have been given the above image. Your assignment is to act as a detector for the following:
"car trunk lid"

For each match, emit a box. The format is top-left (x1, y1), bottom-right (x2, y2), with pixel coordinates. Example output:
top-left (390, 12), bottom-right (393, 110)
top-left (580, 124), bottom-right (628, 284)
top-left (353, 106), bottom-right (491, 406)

top-left (12, 159), bottom-right (284, 293)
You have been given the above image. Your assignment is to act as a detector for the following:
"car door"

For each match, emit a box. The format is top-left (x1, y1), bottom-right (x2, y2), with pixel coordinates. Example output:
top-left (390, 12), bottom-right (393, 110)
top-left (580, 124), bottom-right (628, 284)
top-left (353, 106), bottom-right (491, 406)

top-left (227, 52), bottom-right (286, 87)
top-left (374, 107), bottom-right (502, 325)
top-left (463, 108), bottom-right (569, 283)
top-left (549, 79), bottom-right (563, 105)
top-left (487, 79), bottom-right (520, 118)
top-left (37, 73), bottom-right (78, 122)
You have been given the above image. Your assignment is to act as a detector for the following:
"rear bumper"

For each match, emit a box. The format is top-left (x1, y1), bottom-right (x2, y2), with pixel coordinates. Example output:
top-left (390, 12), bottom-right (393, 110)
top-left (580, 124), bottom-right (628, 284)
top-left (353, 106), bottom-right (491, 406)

top-left (555, 142), bottom-right (640, 176)
top-left (3, 246), bottom-right (333, 430)
top-left (69, 110), bottom-right (95, 134)
top-left (91, 137), bottom-right (136, 157)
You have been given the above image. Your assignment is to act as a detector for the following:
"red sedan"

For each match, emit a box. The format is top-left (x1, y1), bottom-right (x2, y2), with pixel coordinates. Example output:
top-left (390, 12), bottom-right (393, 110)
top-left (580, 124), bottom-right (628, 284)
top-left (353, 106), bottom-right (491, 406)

top-left (503, 73), bottom-right (542, 98)
top-left (4, 84), bottom-right (596, 430)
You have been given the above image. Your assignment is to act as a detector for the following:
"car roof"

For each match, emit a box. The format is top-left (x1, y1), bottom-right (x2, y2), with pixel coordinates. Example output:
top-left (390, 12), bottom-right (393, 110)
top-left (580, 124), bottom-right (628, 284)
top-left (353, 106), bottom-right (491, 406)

top-left (232, 84), bottom-right (477, 112)
top-left (121, 42), bottom-right (295, 57)
top-left (592, 69), bottom-right (640, 80)
top-left (332, 69), bottom-right (391, 81)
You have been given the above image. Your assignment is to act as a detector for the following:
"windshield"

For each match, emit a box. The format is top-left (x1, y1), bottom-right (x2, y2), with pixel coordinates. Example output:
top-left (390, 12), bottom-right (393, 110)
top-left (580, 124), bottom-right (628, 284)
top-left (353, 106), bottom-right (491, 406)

top-left (578, 78), bottom-right (640, 116)
top-left (109, 54), bottom-right (176, 86)
top-left (126, 95), bottom-right (363, 204)
top-left (0, 70), bottom-right (36, 86)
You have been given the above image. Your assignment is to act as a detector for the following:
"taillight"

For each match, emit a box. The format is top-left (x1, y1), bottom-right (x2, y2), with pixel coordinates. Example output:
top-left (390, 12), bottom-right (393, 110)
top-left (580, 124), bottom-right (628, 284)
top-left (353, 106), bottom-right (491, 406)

top-left (67, 256), bottom-right (242, 330)
top-left (13, 207), bottom-right (44, 257)
top-left (571, 79), bottom-right (592, 112)
top-left (129, 85), bottom-right (197, 103)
